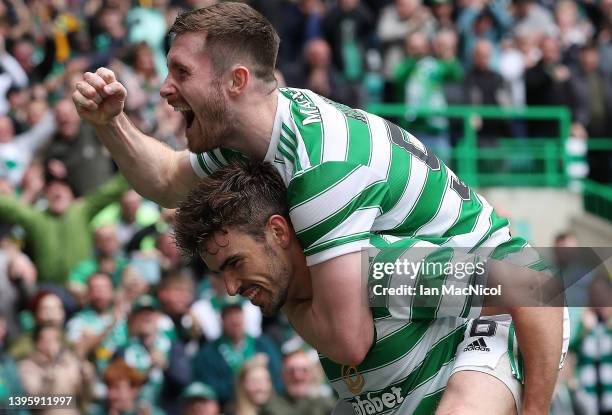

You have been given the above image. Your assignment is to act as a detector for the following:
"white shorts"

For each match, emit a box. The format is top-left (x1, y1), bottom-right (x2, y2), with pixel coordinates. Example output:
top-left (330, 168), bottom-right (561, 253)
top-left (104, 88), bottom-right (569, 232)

top-left (451, 309), bottom-right (570, 413)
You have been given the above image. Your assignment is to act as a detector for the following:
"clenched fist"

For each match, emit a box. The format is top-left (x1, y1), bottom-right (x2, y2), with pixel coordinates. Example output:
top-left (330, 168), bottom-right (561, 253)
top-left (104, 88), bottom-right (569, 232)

top-left (72, 67), bottom-right (127, 126)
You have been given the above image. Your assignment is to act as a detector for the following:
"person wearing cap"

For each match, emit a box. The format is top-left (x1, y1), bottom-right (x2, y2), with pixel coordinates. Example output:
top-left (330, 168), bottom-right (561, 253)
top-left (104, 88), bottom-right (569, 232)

top-left (182, 382), bottom-right (222, 415)
top-left (0, 170), bottom-right (129, 284)
top-left (193, 298), bottom-right (283, 407)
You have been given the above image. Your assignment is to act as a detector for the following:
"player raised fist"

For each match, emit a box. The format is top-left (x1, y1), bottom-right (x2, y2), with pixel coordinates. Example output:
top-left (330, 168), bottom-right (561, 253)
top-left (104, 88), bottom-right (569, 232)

top-left (72, 67), bottom-right (127, 126)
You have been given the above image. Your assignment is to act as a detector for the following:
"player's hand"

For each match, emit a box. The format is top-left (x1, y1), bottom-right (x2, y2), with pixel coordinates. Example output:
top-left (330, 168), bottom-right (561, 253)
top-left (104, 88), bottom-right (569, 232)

top-left (72, 67), bottom-right (127, 126)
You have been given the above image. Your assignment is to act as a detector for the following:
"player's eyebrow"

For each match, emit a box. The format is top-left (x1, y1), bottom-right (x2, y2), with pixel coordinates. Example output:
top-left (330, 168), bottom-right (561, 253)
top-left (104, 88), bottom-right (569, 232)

top-left (167, 56), bottom-right (190, 72)
top-left (219, 253), bottom-right (242, 272)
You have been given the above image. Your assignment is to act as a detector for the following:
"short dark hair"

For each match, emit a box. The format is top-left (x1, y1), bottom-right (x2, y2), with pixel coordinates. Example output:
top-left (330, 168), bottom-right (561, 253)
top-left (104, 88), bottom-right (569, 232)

top-left (170, 2), bottom-right (280, 83)
top-left (174, 161), bottom-right (288, 258)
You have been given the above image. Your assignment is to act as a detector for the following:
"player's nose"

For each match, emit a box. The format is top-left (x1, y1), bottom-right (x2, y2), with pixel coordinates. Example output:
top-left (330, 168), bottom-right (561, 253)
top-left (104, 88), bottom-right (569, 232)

top-left (224, 274), bottom-right (241, 296)
top-left (160, 76), bottom-right (176, 99)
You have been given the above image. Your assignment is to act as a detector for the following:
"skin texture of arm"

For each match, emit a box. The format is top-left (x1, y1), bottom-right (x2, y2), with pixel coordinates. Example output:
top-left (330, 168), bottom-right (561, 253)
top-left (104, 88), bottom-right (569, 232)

top-left (93, 113), bottom-right (199, 208)
top-left (283, 251), bottom-right (374, 366)
top-left (484, 259), bottom-right (564, 414)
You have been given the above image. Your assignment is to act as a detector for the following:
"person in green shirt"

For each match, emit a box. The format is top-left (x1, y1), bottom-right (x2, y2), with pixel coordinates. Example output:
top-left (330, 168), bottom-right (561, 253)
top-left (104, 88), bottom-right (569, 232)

top-left (393, 30), bottom-right (463, 160)
top-left (0, 173), bottom-right (129, 284)
top-left (68, 224), bottom-right (130, 305)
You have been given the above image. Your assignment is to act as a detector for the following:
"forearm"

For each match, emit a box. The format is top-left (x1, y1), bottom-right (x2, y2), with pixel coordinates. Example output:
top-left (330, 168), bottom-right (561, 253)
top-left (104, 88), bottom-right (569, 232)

top-left (93, 113), bottom-right (192, 207)
top-left (512, 306), bottom-right (563, 414)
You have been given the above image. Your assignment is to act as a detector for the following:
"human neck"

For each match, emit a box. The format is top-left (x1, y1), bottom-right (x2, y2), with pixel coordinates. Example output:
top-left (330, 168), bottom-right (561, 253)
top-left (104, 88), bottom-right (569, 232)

top-left (223, 88), bottom-right (279, 161)
top-left (286, 246), bottom-right (313, 302)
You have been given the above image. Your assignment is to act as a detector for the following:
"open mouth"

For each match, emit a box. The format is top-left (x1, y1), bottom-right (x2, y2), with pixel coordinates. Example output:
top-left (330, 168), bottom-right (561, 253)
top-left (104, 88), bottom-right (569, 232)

top-left (240, 284), bottom-right (264, 304)
top-left (173, 105), bottom-right (195, 129)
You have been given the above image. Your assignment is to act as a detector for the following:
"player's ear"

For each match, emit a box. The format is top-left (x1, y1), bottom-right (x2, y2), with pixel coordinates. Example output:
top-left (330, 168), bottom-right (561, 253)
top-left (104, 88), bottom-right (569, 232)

top-left (267, 215), bottom-right (291, 248)
top-left (228, 65), bottom-right (249, 96)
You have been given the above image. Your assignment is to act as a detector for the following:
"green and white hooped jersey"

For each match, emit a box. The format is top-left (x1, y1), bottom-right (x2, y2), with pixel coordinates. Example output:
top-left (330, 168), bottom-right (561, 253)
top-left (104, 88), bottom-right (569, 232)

top-left (190, 87), bottom-right (527, 265)
top-left (319, 234), bottom-right (488, 415)
top-left (190, 88), bottom-right (537, 413)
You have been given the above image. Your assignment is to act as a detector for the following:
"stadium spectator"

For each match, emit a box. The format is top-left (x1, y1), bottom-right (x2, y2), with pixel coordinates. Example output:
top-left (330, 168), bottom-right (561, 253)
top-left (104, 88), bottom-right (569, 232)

top-left (66, 272), bottom-right (129, 373)
top-left (569, 43), bottom-right (612, 139)
top-left (18, 323), bottom-right (94, 414)
top-left (261, 349), bottom-right (335, 415)
top-left (87, 5), bottom-right (130, 70)
top-left (192, 300), bottom-right (283, 406)
top-left (234, 354), bottom-right (277, 415)
top-left (0, 109), bottom-right (55, 188)
top-left (571, 277), bottom-right (612, 415)
top-left (93, 189), bottom-right (161, 249)
top-left (569, 43), bottom-right (612, 184)
top-left (321, 0), bottom-right (375, 104)
top-left (8, 290), bottom-right (66, 360)
top-left (0, 245), bottom-right (36, 342)
top-left (275, 0), bottom-right (325, 72)
top-left (0, 314), bottom-right (28, 415)
top-left (126, 2), bottom-right (169, 78)
top-left (156, 271), bottom-right (202, 350)
top-left (499, 29), bottom-right (540, 103)
top-left (125, 207), bottom-right (176, 254)
top-left (0, 36), bottom-right (28, 115)
top-left (525, 35), bottom-right (572, 138)
top-left (511, 0), bottom-right (558, 40)
top-left (46, 98), bottom-right (114, 197)
top-left (155, 227), bottom-right (184, 271)
top-left (430, 0), bottom-right (455, 31)
top-left (68, 224), bottom-right (129, 304)
top-left (0, 173), bottom-right (128, 284)
top-left (377, 0), bottom-right (435, 79)
top-left (464, 39), bottom-right (511, 141)
top-left (555, 0), bottom-right (594, 62)
top-left (10, 36), bottom-right (56, 85)
top-left (181, 382), bottom-right (221, 415)
top-left (192, 271), bottom-right (263, 342)
top-left (394, 29), bottom-right (463, 158)
top-left (284, 38), bottom-right (352, 106)
top-left (120, 294), bottom-right (192, 414)
top-left (91, 357), bottom-right (164, 415)
top-left (456, 0), bottom-right (512, 70)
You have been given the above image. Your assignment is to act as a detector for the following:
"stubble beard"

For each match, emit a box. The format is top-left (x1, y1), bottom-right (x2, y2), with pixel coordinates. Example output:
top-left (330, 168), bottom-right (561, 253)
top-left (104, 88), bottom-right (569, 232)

top-left (260, 243), bottom-right (291, 317)
top-left (187, 78), bottom-right (234, 154)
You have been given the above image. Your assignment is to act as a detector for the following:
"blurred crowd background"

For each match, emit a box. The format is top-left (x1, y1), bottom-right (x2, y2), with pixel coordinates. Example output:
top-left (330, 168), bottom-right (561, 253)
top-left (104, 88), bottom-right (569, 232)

top-left (0, 0), bottom-right (610, 414)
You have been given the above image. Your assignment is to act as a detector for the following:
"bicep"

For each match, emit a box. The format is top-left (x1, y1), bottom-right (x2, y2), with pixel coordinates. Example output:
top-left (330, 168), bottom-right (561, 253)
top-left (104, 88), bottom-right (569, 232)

top-left (158, 150), bottom-right (200, 208)
top-left (310, 252), bottom-right (373, 338)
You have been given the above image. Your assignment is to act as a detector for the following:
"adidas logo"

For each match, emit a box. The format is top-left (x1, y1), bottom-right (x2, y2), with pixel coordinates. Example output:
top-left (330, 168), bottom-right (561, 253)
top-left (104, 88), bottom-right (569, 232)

top-left (463, 337), bottom-right (490, 352)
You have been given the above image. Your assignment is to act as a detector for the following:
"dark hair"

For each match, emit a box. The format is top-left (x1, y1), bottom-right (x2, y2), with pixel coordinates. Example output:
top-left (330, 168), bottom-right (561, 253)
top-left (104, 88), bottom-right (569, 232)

top-left (169, 2), bottom-right (280, 83)
top-left (174, 161), bottom-right (288, 258)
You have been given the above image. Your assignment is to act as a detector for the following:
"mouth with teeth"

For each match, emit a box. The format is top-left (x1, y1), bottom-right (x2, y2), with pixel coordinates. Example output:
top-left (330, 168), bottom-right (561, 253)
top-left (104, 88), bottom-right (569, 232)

top-left (240, 285), bottom-right (265, 306)
top-left (173, 105), bottom-right (195, 130)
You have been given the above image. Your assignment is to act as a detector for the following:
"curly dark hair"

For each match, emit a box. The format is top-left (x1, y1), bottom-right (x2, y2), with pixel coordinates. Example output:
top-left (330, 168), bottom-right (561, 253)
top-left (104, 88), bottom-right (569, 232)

top-left (174, 161), bottom-right (289, 259)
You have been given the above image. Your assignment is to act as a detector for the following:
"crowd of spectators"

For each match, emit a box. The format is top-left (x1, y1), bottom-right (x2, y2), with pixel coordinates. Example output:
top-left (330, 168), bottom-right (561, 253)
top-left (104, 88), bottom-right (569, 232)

top-left (0, 0), bottom-right (610, 414)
